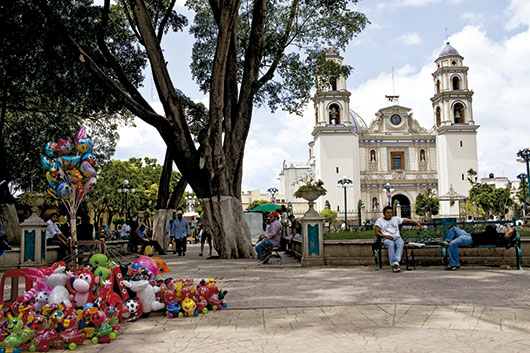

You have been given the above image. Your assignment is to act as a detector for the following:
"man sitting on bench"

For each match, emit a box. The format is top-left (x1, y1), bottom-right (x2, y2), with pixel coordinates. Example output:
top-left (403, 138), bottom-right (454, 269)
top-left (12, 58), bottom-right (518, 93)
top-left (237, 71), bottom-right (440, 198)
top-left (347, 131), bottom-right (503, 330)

top-left (256, 212), bottom-right (282, 264)
top-left (374, 206), bottom-right (421, 273)
top-left (444, 224), bottom-right (516, 271)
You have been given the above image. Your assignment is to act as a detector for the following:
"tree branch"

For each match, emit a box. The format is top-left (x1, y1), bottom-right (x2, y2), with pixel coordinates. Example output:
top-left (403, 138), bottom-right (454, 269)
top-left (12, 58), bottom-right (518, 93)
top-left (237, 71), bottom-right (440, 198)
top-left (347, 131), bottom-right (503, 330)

top-left (156, 0), bottom-right (177, 43)
top-left (119, 0), bottom-right (145, 45)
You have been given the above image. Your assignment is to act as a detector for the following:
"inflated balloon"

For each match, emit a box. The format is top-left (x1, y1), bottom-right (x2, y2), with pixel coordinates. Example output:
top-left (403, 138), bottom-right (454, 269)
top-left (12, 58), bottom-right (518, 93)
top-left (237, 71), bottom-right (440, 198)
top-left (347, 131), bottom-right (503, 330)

top-left (45, 142), bottom-right (58, 158)
top-left (131, 257), bottom-right (158, 280)
top-left (83, 177), bottom-right (97, 193)
top-left (81, 153), bottom-right (97, 167)
top-left (48, 181), bottom-right (58, 188)
top-left (56, 182), bottom-right (72, 199)
top-left (46, 171), bottom-right (58, 184)
top-left (47, 187), bottom-right (58, 199)
top-left (75, 128), bottom-right (86, 145)
top-left (80, 161), bottom-right (96, 178)
top-left (60, 155), bottom-right (81, 170)
top-left (41, 156), bottom-right (53, 170)
top-left (56, 139), bottom-right (73, 156)
top-left (68, 168), bottom-right (83, 186)
top-left (76, 138), bottom-right (94, 154)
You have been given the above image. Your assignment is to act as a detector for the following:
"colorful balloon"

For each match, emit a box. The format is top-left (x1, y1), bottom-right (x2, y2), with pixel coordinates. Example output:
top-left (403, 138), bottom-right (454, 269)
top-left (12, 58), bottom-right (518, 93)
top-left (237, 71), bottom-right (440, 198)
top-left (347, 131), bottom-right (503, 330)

top-left (80, 161), bottom-right (96, 178)
top-left (67, 168), bottom-right (83, 186)
top-left (83, 177), bottom-right (97, 193)
top-left (55, 139), bottom-right (73, 156)
top-left (81, 152), bottom-right (97, 167)
top-left (46, 171), bottom-right (58, 184)
top-left (76, 138), bottom-right (94, 154)
top-left (47, 187), bottom-right (59, 199)
top-left (41, 156), bottom-right (53, 170)
top-left (56, 182), bottom-right (72, 199)
top-left (45, 142), bottom-right (57, 158)
top-left (75, 128), bottom-right (86, 145)
top-left (131, 257), bottom-right (158, 280)
top-left (60, 155), bottom-right (81, 169)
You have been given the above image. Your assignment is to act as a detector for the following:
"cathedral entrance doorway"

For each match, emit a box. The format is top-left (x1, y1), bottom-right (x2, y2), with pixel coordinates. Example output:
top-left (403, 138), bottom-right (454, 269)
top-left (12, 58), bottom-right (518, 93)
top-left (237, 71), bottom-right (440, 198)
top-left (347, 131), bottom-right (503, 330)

top-left (392, 194), bottom-right (411, 219)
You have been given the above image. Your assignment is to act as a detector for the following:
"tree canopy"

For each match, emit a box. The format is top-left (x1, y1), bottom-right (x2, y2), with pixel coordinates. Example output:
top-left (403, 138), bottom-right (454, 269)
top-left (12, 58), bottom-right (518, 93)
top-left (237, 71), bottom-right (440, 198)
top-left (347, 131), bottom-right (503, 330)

top-left (414, 188), bottom-right (439, 220)
top-left (29, 0), bottom-right (369, 258)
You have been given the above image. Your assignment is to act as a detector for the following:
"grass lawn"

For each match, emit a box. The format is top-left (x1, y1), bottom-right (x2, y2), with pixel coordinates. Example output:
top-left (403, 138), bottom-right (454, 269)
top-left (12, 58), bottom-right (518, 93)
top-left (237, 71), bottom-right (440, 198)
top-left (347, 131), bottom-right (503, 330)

top-left (324, 228), bottom-right (530, 240)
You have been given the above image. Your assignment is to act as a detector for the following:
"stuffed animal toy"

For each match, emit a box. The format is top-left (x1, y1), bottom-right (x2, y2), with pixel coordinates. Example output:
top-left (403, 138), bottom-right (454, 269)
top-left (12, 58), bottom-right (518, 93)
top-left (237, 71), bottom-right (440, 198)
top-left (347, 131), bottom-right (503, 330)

top-left (47, 266), bottom-right (73, 308)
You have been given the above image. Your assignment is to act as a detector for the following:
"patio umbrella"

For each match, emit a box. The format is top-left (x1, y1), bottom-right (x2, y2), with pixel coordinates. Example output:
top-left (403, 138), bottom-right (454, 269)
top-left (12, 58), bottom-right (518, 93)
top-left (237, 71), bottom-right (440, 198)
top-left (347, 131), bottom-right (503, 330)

top-left (251, 203), bottom-right (282, 212)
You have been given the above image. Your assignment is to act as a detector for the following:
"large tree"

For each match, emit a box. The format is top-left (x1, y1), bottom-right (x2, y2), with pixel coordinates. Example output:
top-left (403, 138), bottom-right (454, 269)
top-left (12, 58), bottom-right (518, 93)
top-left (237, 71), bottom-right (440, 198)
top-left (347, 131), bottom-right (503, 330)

top-left (35, 0), bottom-right (368, 258)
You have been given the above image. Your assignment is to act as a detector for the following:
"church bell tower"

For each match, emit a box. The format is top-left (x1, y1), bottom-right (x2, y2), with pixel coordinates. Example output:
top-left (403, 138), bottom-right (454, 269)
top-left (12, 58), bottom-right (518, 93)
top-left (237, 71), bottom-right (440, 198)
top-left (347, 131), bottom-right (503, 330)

top-left (431, 42), bottom-right (479, 216)
top-left (311, 43), bottom-right (361, 218)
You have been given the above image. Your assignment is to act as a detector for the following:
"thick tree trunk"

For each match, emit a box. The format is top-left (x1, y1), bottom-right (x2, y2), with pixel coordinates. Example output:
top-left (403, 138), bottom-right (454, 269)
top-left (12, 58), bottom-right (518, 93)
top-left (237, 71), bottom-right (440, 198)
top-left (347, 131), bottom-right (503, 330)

top-left (152, 208), bottom-right (173, 251)
top-left (156, 148), bottom-right (172, 209)
top-left (168, 176), bottom-right (187, 209)
top-left (0, 203), bottom-right (21, 245)
top-left (199, 195), bottom-right (254, 259)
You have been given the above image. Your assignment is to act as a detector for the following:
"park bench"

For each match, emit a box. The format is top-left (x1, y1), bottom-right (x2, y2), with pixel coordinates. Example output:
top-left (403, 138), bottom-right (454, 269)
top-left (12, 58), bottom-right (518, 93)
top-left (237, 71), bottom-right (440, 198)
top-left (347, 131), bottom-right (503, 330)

top-left (373, 219), bottom-right (522, 270)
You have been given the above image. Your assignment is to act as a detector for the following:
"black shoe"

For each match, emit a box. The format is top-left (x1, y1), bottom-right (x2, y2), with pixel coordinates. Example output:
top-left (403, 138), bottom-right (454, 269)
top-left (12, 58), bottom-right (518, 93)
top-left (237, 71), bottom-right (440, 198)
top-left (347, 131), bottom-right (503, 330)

top-left (262, 253), bottom-right (272, 264)
top-left (444, 266), bottom-right (459, 271)
top-left (159, 251), bottom-right (166, 255)
top-left (199, 253), bottom-right (203, 256)
top-left (173, 252), bottom-right (176, 254)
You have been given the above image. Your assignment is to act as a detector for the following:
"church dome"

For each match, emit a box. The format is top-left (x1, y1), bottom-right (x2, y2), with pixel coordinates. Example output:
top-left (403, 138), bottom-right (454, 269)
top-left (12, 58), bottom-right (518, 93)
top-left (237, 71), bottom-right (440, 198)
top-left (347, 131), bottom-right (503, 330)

top-left (438, 42), bottom-right (460, 58)
top-left (349, 109), bottom-right (367, 133)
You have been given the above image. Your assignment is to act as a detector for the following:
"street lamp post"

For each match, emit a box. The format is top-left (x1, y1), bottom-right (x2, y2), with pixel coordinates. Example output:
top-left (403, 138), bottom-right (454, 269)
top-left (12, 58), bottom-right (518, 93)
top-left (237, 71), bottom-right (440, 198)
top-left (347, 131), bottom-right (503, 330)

top-left (382, 183), bottom-right (394, 207)
top-left (517, 173), bottom-right (527, 216)
top-left (117, 180), bottom-right (135, 222)
top-left (337, 176), bottom-right (353, 228)
top-left (517, 148), bottom-right (530, 219)
top-left (267, 187), bottom-right (279, 204)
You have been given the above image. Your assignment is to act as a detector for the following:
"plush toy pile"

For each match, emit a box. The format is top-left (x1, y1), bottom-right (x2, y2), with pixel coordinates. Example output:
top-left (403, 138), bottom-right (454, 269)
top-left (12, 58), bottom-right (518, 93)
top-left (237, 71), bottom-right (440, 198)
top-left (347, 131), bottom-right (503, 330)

top-left (0, 255), bottom-right (227, 352)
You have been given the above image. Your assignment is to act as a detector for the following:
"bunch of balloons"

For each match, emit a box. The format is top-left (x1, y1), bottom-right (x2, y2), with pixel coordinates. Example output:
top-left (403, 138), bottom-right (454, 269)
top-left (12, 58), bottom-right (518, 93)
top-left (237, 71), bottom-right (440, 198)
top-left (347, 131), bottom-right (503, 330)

top-left (41, 128), bottom-right (97, 213)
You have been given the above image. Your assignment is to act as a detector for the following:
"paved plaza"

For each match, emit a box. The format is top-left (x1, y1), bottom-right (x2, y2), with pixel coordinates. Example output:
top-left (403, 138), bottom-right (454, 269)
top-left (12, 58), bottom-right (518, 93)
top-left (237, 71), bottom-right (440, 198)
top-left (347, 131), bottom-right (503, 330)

top-left (34, 245), bottom-right (530, 352)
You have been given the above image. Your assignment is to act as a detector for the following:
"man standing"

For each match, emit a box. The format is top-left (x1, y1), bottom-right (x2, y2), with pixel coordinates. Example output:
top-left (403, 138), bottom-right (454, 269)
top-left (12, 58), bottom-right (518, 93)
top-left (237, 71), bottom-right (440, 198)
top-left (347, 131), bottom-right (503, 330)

top-left (255, 212), bottom-right (282, 264)
top-left (46, 213), bottom-right (70, 261)
top-left (171, 210), bottom-right (190, 256)
top-left (374, 206), bottom-right (421, 273)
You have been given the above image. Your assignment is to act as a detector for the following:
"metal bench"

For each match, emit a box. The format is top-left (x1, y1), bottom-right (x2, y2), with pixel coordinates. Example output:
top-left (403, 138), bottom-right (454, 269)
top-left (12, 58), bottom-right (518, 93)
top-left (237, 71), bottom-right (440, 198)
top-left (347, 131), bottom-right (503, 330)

top-left (373, 218), bottom-right (522, 270)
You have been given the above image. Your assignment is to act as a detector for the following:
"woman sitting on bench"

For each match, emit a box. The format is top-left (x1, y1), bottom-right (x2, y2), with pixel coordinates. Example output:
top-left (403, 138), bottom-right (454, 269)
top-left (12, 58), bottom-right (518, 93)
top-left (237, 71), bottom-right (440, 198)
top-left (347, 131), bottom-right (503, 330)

top-left (444, 224), bottom-right (516, 271)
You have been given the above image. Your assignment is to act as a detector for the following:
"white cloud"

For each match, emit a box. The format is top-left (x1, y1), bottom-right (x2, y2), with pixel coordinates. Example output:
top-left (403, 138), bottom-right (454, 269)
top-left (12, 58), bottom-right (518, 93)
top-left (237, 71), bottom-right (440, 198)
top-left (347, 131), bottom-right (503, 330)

top-left (505, 0), bottom-right (530, 30)
top-left (376, 0), bottom-right (462, 11)
top-left (395, 33), bottom-right (422, 46)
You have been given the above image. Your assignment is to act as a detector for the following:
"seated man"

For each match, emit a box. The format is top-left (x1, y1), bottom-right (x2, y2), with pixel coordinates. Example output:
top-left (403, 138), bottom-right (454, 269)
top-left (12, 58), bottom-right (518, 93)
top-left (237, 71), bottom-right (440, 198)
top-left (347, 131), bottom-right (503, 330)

top-left (444, 224), bottom-right (516, 270)
top-left (46, 213), bottom-right (70, 262)
top-left (131, 223), bottom-right (166, 255)
top-left (284, 214), bottom-right (302, 252)
top-left (374, 206), bottom-right (421, 273)
top-left (255, 212), bottom-right (282, 264)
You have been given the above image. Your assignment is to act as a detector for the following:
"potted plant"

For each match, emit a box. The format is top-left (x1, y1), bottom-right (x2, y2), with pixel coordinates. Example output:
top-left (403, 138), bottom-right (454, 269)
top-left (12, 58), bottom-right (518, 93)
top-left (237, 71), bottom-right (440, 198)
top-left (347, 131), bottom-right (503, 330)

top-left (294, 175), bottom-right (327, 203)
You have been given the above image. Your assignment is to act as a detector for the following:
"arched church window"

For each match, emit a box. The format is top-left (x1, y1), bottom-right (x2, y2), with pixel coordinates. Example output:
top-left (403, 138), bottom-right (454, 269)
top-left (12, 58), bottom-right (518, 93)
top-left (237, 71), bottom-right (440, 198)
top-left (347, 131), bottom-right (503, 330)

top-left (452, 76), bottom-right (460, 90)
top-left (370, 150), bottom-right (377, 162)
top-left (435, 106), bottom-right (441, 126)
top-left (436, 80), bottom-right (440, 93)
top-left (371, 197), bottom-right (378, 210)
top-left (328, 103), bottom-right (340, 124)
top-left (419, 149), bottom-right (426, 162)
top-left (453, 103), bottom-right (464, 124)
top-left (330, 77), bottom-right (337, 91)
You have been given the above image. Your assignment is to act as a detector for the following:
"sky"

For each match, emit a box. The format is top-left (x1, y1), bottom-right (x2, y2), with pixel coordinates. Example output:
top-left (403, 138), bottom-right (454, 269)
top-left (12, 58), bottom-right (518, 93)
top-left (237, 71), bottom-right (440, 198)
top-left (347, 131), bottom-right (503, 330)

top-left (112, 0), bottom-right (530, 193)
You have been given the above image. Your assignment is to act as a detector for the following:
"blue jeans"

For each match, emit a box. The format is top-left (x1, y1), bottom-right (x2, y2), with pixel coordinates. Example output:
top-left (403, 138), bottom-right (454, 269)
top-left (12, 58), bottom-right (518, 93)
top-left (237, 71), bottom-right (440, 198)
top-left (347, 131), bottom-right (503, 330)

top-left (446, 227), bottom-right (472, 267)
top-left (383, 237), bottom-right (404, 264)
top-left (256, 239), bottom-right (273, 261)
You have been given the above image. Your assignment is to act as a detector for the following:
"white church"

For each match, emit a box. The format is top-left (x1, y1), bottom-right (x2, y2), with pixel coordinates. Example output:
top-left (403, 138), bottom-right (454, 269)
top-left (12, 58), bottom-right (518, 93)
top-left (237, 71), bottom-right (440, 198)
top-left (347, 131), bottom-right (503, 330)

top-left (279, 42), bottom-right (479, 221)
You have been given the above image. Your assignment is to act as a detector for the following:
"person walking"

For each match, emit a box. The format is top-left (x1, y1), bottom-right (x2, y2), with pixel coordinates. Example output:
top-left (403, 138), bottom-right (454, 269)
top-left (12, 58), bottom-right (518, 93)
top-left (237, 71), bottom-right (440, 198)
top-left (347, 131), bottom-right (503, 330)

top-left (171, 210), bottom-right (190, 256)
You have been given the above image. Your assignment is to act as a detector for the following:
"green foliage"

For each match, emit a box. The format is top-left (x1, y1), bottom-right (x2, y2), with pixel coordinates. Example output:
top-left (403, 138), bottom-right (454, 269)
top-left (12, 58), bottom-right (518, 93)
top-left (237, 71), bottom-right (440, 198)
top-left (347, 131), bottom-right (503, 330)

top-left (414, 188), bottom-right (440, 220)
top-left (516, 179), bottom-right (529, 209)
top-left (293, 176), bottom-right (327, 198)
top-left (84, 158), bottom-right (182, 226)
top-left (466, 168), bottom-right (478, 185)
top-left (467, 182), bottom-right (514, 218)
top-left (0, 0), bottom-right (144, 193)
top-left (246, 199), bottom-right (269, 211)
top-left (187, 0), bottom-right (369, 115)
top-left (319, 209), bottom-right (338, 224)
top-left (112, 216), bottom-right (125, 226)
top-left (357, 199), bottom-right (364, 225)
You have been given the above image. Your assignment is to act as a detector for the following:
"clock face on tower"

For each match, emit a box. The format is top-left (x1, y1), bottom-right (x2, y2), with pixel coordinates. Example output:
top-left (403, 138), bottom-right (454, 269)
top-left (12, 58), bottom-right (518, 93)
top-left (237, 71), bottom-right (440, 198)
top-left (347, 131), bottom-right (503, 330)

top-left (390, 114), bottom-right (402, 125)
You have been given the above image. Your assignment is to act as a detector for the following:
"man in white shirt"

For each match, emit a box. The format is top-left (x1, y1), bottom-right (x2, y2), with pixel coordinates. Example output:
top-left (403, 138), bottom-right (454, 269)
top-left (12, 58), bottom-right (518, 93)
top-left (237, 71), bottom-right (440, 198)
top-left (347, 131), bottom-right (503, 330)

top-left (46, 213), bottom-right (69, 261)
top-left (120, 222), bottom-right (131, 239)
top-left (374, 206), bottom-right (421, 273)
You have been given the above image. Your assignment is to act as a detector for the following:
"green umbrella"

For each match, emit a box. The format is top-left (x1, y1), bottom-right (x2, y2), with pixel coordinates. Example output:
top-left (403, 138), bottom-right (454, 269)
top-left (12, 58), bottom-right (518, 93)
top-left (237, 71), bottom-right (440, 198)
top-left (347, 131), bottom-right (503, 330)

top-left (251, 203), bottom-right (282, 212)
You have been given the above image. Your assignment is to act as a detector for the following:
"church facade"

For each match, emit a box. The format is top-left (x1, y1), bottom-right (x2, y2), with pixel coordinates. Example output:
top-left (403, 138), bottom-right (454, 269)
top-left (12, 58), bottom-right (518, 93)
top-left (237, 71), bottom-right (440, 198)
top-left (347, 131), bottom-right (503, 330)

top-left (279, 43), bottom-right (479, 221)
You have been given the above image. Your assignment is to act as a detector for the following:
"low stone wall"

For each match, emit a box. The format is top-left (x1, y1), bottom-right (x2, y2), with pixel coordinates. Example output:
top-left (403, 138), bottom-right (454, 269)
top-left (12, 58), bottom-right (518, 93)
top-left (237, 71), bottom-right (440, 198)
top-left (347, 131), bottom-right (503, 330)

top-left (293, 238), bottom-right (530, 268)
